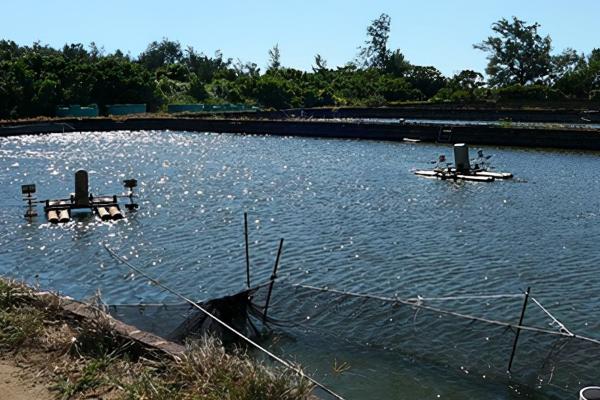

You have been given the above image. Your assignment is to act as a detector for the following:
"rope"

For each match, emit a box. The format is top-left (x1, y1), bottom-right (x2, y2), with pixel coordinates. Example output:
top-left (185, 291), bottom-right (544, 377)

top-left (104, 245), bottom-right (345, 400)
top-left (109, 303), bottom-right (192, 308)
top-left (407, 293), bottom-right (524, 302)
top-left (106, 279), bottom-right (283, 309)
top-left (293, 284), bottom-right (600, 346)
top-left (530, 296), bottom-right (574, 336)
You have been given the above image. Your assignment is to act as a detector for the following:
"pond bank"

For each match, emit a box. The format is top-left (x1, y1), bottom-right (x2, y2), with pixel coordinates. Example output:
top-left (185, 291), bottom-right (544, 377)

top-left (0, 278), bottom-right (314, 399)
top-left (1, 116), bottom-right (600, 150)
top-left (0, 360), bottom-right (52, 400)
top-left (230, 105), bottom-right (600, 124)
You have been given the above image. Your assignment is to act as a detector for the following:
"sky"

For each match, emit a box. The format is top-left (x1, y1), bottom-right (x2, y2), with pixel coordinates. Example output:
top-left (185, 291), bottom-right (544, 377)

top-left (1, 0), bottom-right (599, 76)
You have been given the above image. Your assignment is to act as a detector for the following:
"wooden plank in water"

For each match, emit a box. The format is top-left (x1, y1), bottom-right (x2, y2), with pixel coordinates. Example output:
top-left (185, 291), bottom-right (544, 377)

top-left (474, 171), bottom-right (513, 179)
top-left (414, 170), bottom-right (439, 177)
top-left (415, 169), bottom-right (495, 182)
top-left (94, 196), bottom-right (117, 204)
top-left (456, 174), bottom-right (494, 182)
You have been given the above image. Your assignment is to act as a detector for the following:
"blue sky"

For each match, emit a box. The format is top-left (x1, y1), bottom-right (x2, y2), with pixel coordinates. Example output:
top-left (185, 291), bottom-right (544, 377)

top-left (1, 0), bottom-right (598, 76)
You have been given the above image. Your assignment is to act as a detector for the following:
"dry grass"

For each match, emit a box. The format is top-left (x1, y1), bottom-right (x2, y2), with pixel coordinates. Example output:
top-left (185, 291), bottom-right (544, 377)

top-left (0, 278), bottom-right (315, 400)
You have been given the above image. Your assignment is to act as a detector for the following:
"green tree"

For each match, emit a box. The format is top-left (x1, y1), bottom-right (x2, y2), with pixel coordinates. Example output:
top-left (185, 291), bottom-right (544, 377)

top-left (0, 40), bottom-right (23, 61)
top-left (33, 77), bottom-right (60, 115)
top-left (406, 66), bottom-right (447, 99)
top-left (139, 38), bottom-right (183, 71)
top-left (207, 78), bottom-right (244, 103)
top-left (474, 17), bottom-right (552, 86)
top-left (92, 56), bottom-right (162, 110)
top-left (449, 70), bottom-right (484, 91)
top-left (555, 49), bottom-right (600, 99)
top-left (88, 42), bottom-right (105, 60)
top-left (188, 74), bottom-right (209, 101)
top-left (185, 48), bottom-right (233, 82)
top-left (267, 44), bottom-right (281, 72)
top-left (550, 48), bottom-right (583, 84)
top-left (433, 70), bottom-right (485, 102)
top-left (312, 54), bottom-right (328, 72)
top-left (357, 13), bottom-right (391, 69)
top-left (377, 75), bottom-right (421, 101)
top-left (0, 60), bottom-right (29, 118)
top-left (233, 59), bottom-right (260, 78)
top-left (253, 74), bottom-right (299, 109)
top-left (385, 49), bottom-right (411, 77)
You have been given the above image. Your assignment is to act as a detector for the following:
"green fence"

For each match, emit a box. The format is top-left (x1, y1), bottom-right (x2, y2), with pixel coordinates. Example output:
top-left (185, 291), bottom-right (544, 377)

top-left (167, 104), bottom-right (205, 113)
top-left (56, 105), bottom-right (99, 117)
top-left (107, 104), bottom-right (147, 116)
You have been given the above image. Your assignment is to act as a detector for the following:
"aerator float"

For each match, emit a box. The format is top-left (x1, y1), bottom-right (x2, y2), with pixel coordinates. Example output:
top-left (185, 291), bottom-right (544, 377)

top-left (22, 170), bottom-right (139, 223)
top-left (414, 144), bottom-right (513, 182)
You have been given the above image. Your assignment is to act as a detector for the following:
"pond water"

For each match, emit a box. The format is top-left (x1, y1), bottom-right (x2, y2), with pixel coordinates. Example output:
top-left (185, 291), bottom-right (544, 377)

top-left (1, 130), bottom-right (599, 399)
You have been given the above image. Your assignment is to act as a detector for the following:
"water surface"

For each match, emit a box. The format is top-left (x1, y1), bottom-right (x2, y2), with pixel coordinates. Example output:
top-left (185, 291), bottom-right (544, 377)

top-left (1, 130), bottom-right (599, 399)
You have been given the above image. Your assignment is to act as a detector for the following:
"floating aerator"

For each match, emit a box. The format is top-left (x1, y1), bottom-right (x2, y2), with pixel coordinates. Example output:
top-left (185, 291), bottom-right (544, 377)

top-left (414, 144), bottom-right (513, 182)
top-left (21, 170), bottom-right (140, 223)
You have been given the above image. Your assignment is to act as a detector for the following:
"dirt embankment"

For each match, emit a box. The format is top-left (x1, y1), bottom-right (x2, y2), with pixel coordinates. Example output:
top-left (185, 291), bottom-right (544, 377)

top-left (0, 360), bottom-right (52, 400)
top-left (0, 279), bottom-right (314, 400)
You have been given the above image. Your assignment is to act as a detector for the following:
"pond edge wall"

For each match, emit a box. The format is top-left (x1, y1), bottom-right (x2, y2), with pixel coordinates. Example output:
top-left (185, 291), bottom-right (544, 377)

top-left (1, 117), bottom-right (600, 151)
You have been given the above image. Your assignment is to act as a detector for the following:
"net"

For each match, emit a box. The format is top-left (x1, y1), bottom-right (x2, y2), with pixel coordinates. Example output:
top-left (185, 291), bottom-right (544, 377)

top-left (108, 281), bottom-right (600, 399)
top-left (108, 289), bottom-right (262, 343)
top-left (251, 282), bottom-right (600, 398)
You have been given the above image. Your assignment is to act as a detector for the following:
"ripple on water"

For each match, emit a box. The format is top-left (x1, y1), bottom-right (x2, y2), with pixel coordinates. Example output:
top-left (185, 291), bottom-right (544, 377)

top-left (0, 130), bottom-right (599, 398)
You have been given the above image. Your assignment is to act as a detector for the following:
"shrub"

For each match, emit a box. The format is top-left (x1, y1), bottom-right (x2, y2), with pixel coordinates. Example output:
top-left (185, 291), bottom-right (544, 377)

top-left (495, 84), bottom-right (565, 101)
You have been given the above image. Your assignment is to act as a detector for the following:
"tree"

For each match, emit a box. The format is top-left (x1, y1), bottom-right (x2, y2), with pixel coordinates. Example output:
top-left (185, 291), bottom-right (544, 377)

top-left (92, 56), bottom-right (162, 110)
top-left (0, 40), bottom-right (21, 61)
top-left (555, 48), bottom-right (600, 99)
top-left (253, 74), bottom-right (299, 109)
top-left (62, 43), bottom-right (88, 61)
top-left (449, 70), bottom-right (484, 91)
top-left (550, 48), bottom-right (582, 84)
top-left (474, 17), bottom-right (553, 86)
top-left (406, 66), bottom-right (447, 99)
top-left (267, 44), bottom-right (281, 72)
top-left (138, 38), bottom-right (183, 71)
top-left (357, 13), bottom-right (391, 69)
top-left (33, 77), bottom-right (60, 115)
top-left (433, 70), bottom-right (486, 102)
top-left (188, 74), bottom-right (209, 101)
top-left (233, 59), bottom-right (260, 78)
top-left (377, 75), bottom-right (421, 101)
top-left (88, 42), bottom-right (105, 60)
top-left (385, 49), bottom-right (411, 77)
top-left (312, 54), bottom-right (328, 72)
top-left (185, 48), bottom-right (233, 82)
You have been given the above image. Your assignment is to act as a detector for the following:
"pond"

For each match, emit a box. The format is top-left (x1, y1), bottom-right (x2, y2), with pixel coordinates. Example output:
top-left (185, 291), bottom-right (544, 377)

top-left (1, 130), bottom-right (599, 399)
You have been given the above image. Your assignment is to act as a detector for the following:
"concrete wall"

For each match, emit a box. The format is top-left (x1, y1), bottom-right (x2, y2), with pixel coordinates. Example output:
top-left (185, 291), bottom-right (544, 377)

top-left (230, 106), bottom-right (600, 124)
top-left (1, 118), bottom-right (599, 151)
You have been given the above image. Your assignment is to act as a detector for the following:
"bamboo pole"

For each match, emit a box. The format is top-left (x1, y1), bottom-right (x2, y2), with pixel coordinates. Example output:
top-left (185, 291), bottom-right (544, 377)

top-left (263, 238), bottom-right (284, 324)
top-left (244, 212), bottom-right (250, 288)
top-left (508, 287), bottom-right (531, 372)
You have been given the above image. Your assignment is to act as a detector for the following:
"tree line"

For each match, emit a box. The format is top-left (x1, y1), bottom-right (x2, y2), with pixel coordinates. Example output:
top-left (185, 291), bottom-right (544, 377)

top-left (0, 14), bottom-right (598, 119)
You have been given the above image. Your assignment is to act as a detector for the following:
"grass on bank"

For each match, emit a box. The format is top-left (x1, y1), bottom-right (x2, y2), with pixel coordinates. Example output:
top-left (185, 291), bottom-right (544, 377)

top-left (0, 279), bottom-right (314, 399)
